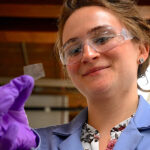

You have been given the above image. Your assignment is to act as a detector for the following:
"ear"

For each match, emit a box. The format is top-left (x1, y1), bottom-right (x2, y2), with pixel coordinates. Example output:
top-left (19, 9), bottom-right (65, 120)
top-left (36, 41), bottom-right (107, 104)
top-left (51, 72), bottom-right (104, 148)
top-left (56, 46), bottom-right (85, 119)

top-left (137, 43), bottom-right (149, 64)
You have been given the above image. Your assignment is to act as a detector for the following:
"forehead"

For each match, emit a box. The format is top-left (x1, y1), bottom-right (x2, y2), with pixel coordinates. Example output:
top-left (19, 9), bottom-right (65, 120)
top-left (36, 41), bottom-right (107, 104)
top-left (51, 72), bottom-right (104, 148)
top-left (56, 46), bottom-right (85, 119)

top-left (62, 6), bottom-right (124, 44)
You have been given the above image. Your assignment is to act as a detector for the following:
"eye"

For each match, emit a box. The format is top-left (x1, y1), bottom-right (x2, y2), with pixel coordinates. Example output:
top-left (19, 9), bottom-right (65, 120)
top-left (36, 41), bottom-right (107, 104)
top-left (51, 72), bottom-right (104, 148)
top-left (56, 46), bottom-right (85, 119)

top-left (67, 46), bottom-right (82, 57)
top-left (93, 36), bottom-right (113, 45)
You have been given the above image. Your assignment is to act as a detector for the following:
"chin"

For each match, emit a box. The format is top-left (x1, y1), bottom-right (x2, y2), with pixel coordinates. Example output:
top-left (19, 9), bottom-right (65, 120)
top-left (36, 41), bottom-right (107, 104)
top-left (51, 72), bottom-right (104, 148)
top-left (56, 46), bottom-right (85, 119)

top-left (77, 79), bottom-right (113, 97)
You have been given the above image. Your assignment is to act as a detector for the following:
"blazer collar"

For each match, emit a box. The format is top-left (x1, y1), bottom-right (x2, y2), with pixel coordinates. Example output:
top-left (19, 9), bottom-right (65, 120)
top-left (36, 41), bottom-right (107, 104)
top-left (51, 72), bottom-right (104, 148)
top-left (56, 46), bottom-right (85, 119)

top-left (133, 95), bottom-right (150, 129)
top-left (53, 95), bottom-right (150, 150)
top-left (114, 95), bottom-right (150, 150)
top-left (58, 129), bottom-right (84, 150)
top-left (113, 119), bottom-right (143, 150)
top-left (53, 95), bottom-right (150, 135)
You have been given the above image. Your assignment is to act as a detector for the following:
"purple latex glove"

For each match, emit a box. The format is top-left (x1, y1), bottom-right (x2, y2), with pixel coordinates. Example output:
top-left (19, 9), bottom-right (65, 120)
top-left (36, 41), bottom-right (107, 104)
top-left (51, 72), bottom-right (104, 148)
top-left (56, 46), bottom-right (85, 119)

top-left (0, 75), bottom-right (37, 150)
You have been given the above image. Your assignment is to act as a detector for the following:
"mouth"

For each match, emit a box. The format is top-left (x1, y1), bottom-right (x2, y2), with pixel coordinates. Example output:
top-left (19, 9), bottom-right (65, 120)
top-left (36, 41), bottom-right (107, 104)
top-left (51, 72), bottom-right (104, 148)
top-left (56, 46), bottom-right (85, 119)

top-left (82, 66), bottom-right (110, 77)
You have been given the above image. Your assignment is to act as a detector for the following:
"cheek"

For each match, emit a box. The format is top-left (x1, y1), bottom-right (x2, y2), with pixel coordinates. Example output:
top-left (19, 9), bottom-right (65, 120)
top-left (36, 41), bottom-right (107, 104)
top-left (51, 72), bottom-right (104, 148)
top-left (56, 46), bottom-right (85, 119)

top-left (66, 63), bottom-right (80, 79)
top-left (108, 42), bottom-right (139, 75)
top-left (109, 41), bottom-right (138, 62)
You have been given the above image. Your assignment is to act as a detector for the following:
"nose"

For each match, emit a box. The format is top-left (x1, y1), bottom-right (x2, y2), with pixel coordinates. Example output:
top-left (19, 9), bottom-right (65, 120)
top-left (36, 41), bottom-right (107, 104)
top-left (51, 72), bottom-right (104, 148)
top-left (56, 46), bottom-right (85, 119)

top-left (81, 43), bottom-right (100, 64)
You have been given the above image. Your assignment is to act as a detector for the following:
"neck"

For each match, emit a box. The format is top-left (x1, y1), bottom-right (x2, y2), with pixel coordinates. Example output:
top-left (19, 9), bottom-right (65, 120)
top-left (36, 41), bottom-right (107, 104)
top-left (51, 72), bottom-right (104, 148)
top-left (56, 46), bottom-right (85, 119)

top-left (87, 88), bottom-right (139, 133)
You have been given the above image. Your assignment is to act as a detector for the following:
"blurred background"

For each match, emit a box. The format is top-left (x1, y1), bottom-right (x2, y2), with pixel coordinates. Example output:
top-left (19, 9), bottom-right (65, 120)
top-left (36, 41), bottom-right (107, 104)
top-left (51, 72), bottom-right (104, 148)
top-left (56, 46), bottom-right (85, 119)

top-left (0, 0), bottom-right (149, 128)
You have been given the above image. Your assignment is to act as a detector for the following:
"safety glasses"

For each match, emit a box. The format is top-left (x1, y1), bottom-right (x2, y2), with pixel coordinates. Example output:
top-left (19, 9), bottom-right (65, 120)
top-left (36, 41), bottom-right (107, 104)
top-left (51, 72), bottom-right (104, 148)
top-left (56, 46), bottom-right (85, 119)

top-left (60, 26), bottom-right (133, 65)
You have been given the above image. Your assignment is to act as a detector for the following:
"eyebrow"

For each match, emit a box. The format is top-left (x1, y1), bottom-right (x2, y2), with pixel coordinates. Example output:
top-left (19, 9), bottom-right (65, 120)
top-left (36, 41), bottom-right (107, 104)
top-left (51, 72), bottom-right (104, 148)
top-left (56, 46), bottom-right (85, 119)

top-left (63, 37), bottom-right (79, 48)
top-left (87, 25), bottom-right (113, 35)
top-left (63, 25), bottom-right (113, 48)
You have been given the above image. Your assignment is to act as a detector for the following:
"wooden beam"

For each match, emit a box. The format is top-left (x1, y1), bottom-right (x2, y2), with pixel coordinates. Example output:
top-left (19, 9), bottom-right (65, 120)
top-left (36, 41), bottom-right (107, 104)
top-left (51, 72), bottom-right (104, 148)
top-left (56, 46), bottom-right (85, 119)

top-left (0, 17), bottom-right (58, 31)
top-left (0, 4), bottom-right (61, 18)
top-left (35, 79), bottom-right (74, 88)
top-left (0, 77), bottom-right (74, 88)
top-left (0, 0), bottom-right (150, 5)
top-left (0, 31), bottom-right (57, 43)
top-left (0, 4), bottom-right (149, 19)
top-left (0, 0), bottom-right (63, 5)
top-left (0, 77), bottom-right (80, 96)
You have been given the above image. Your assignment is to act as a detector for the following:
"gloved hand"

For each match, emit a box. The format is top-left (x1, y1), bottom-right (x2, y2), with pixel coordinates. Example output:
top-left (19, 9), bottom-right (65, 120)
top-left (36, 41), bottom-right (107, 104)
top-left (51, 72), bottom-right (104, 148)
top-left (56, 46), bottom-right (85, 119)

top-left (0, 75), bottom-right (37, 150)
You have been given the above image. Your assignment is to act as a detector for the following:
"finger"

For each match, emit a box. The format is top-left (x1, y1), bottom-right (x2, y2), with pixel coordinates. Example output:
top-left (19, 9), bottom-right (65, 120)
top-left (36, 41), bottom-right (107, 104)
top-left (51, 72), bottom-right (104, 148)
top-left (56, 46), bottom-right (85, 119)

top-left (0, 124), bottom-right (18, 150)
top-left (10, 75), bottom-right (34, 111)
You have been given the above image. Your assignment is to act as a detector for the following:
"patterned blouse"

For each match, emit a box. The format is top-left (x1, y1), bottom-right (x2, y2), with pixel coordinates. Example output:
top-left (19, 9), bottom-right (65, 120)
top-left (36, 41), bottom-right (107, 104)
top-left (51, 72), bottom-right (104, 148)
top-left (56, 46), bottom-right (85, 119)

top-left (80, 114), bottom-right (135, 150)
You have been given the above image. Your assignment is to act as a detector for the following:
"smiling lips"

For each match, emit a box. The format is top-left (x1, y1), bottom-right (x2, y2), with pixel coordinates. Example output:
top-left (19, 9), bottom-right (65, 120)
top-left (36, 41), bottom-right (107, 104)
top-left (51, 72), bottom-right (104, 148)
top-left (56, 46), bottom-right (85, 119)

top-left (82, 66), bottom-right (110, 76)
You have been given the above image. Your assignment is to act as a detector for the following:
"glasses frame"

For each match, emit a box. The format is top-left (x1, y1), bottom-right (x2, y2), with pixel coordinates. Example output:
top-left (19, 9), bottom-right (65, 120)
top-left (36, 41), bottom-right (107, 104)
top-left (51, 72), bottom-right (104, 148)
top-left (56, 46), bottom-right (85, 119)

top-left (59, 28), bottom-right (133, 65)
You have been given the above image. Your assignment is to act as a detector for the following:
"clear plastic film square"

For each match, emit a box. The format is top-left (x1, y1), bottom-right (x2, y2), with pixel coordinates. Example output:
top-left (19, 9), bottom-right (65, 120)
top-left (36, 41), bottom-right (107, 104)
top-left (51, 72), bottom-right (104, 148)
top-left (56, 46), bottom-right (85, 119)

top-left (23, 63), bottom-right (45, 80)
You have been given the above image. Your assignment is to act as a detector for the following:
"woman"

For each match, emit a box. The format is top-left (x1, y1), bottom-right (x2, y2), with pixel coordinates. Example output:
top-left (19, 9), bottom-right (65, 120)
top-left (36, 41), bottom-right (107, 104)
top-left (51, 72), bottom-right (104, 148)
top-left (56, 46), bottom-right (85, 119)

top-left (0, 0), bottom-right (150, 150)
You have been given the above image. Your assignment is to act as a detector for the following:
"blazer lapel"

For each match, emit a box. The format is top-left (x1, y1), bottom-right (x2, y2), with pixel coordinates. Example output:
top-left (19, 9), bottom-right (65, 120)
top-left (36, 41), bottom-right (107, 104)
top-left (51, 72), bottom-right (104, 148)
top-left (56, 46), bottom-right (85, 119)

top-left (113, 119), bottom-right (143, 150)
top-left (54, 96), bottom-right (150, 150)
top-left (58, 129), bottom-right (83, 150)
top-left (113, 95), bottom-right (150, 150)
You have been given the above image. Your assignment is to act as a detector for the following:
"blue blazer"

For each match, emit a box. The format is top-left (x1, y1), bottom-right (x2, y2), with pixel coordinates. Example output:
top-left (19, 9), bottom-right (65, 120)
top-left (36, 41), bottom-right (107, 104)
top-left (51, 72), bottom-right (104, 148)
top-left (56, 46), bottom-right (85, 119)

top-left (34, 96), bottom-right (150, 150)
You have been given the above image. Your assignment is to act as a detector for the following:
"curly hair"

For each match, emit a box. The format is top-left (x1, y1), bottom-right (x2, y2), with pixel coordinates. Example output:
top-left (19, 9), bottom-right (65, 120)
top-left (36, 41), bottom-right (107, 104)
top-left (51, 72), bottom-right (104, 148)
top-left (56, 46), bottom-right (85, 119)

top-left (55, 0), bottom-right (150, 91)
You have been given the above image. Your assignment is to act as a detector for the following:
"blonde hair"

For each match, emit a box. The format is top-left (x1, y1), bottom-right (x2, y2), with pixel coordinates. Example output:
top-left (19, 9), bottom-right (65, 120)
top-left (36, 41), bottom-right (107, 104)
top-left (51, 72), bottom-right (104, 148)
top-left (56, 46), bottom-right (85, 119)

top-left (55, 0), bottom-right (150, 91)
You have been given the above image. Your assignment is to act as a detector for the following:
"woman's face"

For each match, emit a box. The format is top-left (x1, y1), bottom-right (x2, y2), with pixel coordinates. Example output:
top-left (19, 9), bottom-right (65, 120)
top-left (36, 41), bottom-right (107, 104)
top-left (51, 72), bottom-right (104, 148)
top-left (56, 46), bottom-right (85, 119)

top-left (62, 6), bottom-right (142, 98)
